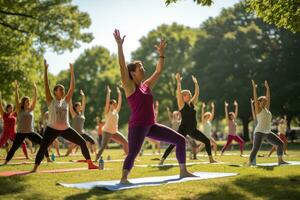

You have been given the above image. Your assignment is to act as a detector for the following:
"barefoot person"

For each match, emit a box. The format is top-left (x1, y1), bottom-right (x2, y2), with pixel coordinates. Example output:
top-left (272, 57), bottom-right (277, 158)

top-left (221, 101), bottom-right (244, 156)
top-left (31, 60), bottom-right (97, 172)
top-left (160, 73), bottom-right (217, 165)
top-left (3, 81), bottom-right (51, 164)
top-left (113, 29), bottom-right (194, 184)
top-left (94, 86), bottom-right (128, 161)
top-left (249, 80), bottom-right (287, 165)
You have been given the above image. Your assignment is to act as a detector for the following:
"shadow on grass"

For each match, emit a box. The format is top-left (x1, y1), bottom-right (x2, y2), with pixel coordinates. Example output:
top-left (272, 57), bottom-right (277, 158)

top-left (0, 176), bottom-right (27, 195)
top-left (63, 187), bottom-right (151, 200)
top-left (184, 175), bottom-right (300, 200)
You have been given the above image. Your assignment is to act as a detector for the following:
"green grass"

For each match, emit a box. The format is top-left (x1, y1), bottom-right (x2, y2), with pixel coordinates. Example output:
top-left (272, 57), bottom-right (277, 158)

top-left (0, 143), bottom-right (300, 200)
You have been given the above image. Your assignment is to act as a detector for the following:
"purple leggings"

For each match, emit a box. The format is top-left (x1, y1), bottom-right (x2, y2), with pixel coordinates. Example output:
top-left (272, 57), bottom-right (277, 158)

top-left (123, 123), bottom-right (186, 171)
top-left (221, 135), bottom-right (244, 153)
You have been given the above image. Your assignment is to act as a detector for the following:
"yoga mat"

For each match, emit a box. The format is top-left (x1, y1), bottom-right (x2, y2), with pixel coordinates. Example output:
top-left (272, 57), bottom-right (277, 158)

top-left (58, 171), bottom-right (238, 191)
top-left (70, 159), bottom-right (124, 163)
top-left (6, 161), bottom-right (73, 165)
top-left (256, 161), bottom-right (300, 167)
top-left (135, 162), bottom-right (226, 168)
top-left (0, 157), bottom-right (27, 160)
top-left (0, 167), bottom-right (111, 177)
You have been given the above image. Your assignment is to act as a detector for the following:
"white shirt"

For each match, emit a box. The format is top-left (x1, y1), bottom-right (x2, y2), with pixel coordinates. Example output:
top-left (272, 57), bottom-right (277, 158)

top-left (47, 99), bottom-right (70, 130)
top-left (254, 108), bottom-right (272, 134)
top-left (102, 110), bottom-right (119, 134)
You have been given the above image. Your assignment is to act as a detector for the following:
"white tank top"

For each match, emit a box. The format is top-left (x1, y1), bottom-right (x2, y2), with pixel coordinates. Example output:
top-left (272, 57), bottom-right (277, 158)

top-left (254, 108), bottom-right (272, 134)
top-left (203, 120), bottom-right (212, 138)
top-left (47, 99), bottom-right (70, 130)
top-left (102, 110), bottom-right (119, 134)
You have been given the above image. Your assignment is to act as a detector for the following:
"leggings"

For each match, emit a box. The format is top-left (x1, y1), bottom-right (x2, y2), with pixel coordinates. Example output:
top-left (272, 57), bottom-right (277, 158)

top-left (250, 132), bottom-right (283, 163)
top-left (162, 128), bottom-right (212, 160)
top-left (123, 123), bottom-right (186, 171)
top-left (35, 126), bottom-right (91, 164)
top-left (82, 133), bottom-right (96, 144)
top-left (0, 131), bottom-right (28, 157)
top-left (97, 131), bottom-right (128, 157)
top-left (6, 132), bottom-right (49, 162)
top-left (221, 135), bottom-right (244, 153)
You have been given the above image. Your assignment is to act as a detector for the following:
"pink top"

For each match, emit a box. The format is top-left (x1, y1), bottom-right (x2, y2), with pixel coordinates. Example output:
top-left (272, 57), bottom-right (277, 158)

top-left (228, 120), bottom-right (237, 136)
top-left (127, 83), bottom-right (155, 127)
top-left (3, 112), bottom-right (17, 136)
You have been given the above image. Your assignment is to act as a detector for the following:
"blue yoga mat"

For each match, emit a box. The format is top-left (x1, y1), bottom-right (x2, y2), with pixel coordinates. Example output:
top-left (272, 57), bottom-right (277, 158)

top-left (58, 172), bottom-right (238, 191)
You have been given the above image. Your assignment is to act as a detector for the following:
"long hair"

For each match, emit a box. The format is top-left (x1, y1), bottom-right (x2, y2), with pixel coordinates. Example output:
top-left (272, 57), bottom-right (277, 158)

top-left (127, 61), bottom-right (141, 80)
top-left (20, 96), bottom-right (30, 110)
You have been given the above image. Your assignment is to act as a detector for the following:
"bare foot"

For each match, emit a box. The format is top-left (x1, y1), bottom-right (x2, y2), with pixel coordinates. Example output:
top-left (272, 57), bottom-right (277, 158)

top-left (180, 171), bottom-right (197, 178)
top-left (279, 160), bottom-right (289, 165)
top-left (209, 159), bottom-right (218, 163)
top-left (120, 179), bottom-right (132, 185)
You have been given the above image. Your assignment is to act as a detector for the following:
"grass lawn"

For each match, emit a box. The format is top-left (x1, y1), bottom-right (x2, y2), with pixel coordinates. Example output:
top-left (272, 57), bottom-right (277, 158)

top-left (0, 142), bottom-right (299, 200)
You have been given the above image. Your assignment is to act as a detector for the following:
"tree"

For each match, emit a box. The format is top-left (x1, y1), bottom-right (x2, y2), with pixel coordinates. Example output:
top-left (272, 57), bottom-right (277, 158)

top-left (165, 0), bottom-right (300, 33)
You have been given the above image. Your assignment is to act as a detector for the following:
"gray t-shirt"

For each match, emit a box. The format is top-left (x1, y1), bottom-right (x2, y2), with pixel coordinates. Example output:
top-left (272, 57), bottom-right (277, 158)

top-left (17, 110), bottom-right (34, 133)
top-left (72, 112), bottom-right (85, 134)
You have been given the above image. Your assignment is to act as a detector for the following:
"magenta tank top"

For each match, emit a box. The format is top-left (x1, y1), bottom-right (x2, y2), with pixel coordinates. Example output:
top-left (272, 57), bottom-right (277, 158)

top-left (127, 83), bottom-right (155, 127)
top-left (228, 120), bottom-right (237, 135)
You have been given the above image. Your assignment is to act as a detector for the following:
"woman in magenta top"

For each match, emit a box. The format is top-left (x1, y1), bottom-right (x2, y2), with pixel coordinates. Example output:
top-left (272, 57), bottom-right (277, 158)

top-left (113, 29), bottom-right (194, 184)
top-left (0, 89), bottom-right (28, 158)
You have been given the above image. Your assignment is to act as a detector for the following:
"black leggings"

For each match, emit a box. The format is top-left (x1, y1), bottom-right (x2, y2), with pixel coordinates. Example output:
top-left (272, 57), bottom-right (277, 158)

top-left (35, 126), bottom-right (91, 164)
top-left (82, 133), bottom-right (96, 144)
top-left (162, 128), bottom-right (212, 160)
top-left (6, 132), bottom-right (49, 162)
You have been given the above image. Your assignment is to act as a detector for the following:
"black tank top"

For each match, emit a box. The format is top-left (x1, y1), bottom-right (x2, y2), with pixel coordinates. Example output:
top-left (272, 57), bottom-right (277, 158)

top-left (179, 102), bottom-right (197, 132)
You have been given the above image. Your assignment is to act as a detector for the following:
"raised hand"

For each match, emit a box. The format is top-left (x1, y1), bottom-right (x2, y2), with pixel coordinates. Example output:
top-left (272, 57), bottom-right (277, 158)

top-left (250, 98), bottom-right (254, 103)
top-left (80, 89), bottom-right (85, 96)
top-left (69, 63), bottom-right (74, 72)
top-left (155, 39), bottom-right (167, 56)
top-left (251, 80), bottom-right (257, 88)
top-left (202, 102), bottom-right (206, 108)
top-left (224, 101), bottom-right (229, 107)
top-left (166, 107), bottom-right (170, 112)
top-left (13, 80), bottom-right (19, 90)
top-left (211, 102), bottom-right (215, 108)
top-left (107, 86), bottom-right (111, 93)
top-left (155, 100), bottom-right (159, 107)
top-left (264, 80), bottom-right (269, 88)
top-left (234, 100), bottom-right (238, 106)
top-left (113, 29), bottom-right (126, 46)
top-left (116, 87), bottom-right (121, 94)
top-left (191, 75), bottom-right (198, 83)
top-left (175, 73), bottom-right (182, 82)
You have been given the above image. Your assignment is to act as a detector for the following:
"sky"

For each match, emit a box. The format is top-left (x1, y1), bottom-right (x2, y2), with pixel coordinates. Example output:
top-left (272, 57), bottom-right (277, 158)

top-left (45, 0), bottom-right (240, 75)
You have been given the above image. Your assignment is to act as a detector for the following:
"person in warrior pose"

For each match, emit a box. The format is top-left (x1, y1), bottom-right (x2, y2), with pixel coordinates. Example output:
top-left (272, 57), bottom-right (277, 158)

top-left (2, 81), bottom-right (51, 164)
top-left (94, 86), bottom-right (128, 161)
top-left (31, 60), bottom-right (97, 172)
top-left (114, 29), bottom-right (194, 184)
top-left (249, 80), bottom-right (287, 165)
top-left (0, 89), bottom-right (28, 159)
top-left (221, 101), bottom-right (244, 156)
top-left (160, 73), bottom-right (217, 165)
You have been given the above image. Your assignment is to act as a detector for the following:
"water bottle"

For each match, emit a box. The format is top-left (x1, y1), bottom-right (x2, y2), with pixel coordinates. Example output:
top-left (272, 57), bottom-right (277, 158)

top-left (51, 153), bottom-right (56, 161)
top-left (99, 156), bottom-right (104, 170)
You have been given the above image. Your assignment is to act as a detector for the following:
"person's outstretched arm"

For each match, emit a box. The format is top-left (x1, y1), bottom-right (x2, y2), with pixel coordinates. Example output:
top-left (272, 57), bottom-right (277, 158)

top-left (14, 81), bottom-right (20, 113)
top-left (104, 86), bottom-right (111, 115)
top-left (144, 39), bottom-right (167, 89)
top-left (166, 107), bottom-right (173, 123)
top-left (201, 102), bottom-right (206, 124)
top-left (211, 102), bottom-right (215, 121)
top-left (113, 29), bottom-right (135, 97)
top-left (191, 75), bottom-right (199, 105)
top-left (69, 98), bottom-right (76, 119)
top-left (176, 73), bottom-right (184, 111)
top-left (234, 100), bottom-right (238, 118)
top-left (250, 98), bottom-right (256, 121)
top-left (116, 87), bottom-right (122, 113)
top-left (0, 92), bottom-right (4, 116)
top-left (224, 101), bottom-right (229, 121)
top-left (65, 63), bottom-right (75, 103)
top-left (265, 80), bottom-right (270, 110)
top-left (251, 80), bottom-right (259, 114)
top-left (28, 83), bottom-right (37, 112)
top-left (44, 60), bottom-right (53, 106)
top-left (80, 90), bottom-right (86, 113)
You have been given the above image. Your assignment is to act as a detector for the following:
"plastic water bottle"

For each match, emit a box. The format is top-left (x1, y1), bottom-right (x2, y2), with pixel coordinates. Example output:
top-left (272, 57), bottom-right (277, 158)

top-left (51, 153), bottom-right (56, 161)
top-left (99, 156), bottom-right (104, 170)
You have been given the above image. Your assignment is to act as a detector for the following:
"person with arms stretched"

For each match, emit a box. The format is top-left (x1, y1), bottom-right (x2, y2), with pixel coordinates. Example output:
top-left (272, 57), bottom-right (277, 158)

top-left (31, 60), bottom-right (97, 172)
top-left (249, 80), bottom-right (287, 166)
top-left (114, 29), bottom-right (194, 184)
top-left (160, 73), bottom-right (217, 165)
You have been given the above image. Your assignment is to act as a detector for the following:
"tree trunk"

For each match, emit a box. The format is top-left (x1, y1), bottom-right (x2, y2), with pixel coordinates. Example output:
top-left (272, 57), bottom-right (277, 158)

top-left (241, 117), bottom-right (250, 141)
